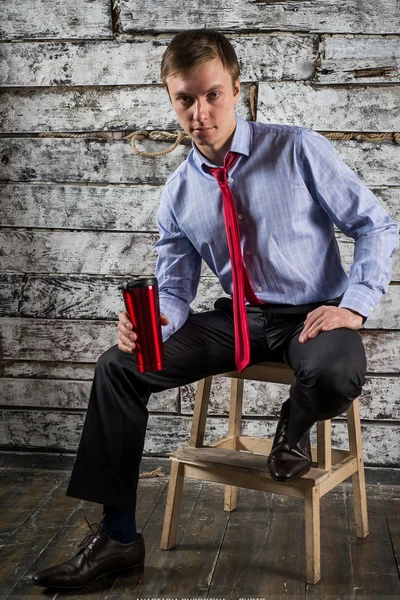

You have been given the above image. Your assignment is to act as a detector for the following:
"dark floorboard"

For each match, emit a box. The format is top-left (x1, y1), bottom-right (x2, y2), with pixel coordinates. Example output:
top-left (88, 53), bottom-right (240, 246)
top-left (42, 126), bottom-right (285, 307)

top-left (0, 468), bottom-right (399, 599)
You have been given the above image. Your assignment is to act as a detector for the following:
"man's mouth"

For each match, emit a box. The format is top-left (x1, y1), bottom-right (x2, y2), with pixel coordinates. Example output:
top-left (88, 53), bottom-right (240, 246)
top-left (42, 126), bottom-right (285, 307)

top-left (192, 127), bottom-right (214, 132)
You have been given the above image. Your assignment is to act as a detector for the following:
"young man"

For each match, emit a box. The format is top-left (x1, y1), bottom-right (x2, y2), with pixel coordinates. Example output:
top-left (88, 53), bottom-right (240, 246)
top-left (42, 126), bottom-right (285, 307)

top-left (32, 29), bottom-right (398, 589)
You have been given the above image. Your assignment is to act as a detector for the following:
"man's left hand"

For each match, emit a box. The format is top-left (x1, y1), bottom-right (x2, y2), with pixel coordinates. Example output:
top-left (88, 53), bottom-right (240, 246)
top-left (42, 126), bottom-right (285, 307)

top-left (299, 306), bottom-right (364, 344)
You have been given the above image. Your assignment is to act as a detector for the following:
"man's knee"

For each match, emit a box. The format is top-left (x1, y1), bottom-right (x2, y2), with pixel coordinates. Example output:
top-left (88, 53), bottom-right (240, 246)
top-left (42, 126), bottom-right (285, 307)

top-left (95, 344), bottom-right (136, 375)
top-left (94, 345), bottom-right (140, 395)
top-left (91, 345), bottom-right (151, 414)
top-left (96, 344), bottom-right (120, 370)
top-left (300, 357), bottom-right (365, 417)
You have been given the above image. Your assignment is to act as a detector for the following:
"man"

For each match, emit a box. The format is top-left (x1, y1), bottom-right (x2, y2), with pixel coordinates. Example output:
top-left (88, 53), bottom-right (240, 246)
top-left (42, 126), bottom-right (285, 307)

top-left (32, 29), bottom-right (398, 590)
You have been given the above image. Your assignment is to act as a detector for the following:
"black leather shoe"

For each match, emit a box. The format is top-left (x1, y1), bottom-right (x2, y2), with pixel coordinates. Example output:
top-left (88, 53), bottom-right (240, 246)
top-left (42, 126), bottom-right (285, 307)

top-left (268, 410), bottom-right (312, 482)
top-left (32, 521), bottom-right (145, 590)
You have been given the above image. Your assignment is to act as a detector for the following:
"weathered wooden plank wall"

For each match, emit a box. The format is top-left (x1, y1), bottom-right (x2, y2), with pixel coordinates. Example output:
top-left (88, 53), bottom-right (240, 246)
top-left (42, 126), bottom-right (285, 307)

top-left (0, 0), bottom-right (399, 466)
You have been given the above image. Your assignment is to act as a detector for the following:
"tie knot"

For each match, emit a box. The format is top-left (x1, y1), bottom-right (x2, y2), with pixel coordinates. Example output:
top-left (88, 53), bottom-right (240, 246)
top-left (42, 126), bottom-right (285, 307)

top-left (210, 167), bottom-right (228, 185)
top-left (207, 151), bottom-right (239, 185)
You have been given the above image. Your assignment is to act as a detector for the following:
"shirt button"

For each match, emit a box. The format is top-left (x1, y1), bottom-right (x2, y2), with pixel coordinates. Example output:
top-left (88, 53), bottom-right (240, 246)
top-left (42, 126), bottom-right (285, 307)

top-left (246, 250), bottom-right (252, 256)
top-left (257, 286), bottom-right (262, 291)
top-left (369, 306), bottom-right (373, 311)
top-left (228, 177), bottom-right (233, 183)
top-left (237, 214), bottom-right (243, 219)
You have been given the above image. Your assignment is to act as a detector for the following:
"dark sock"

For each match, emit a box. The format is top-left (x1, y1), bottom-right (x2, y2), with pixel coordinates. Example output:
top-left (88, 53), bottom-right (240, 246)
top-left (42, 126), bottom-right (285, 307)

top-left (101, 506), bottom-right (138, 543)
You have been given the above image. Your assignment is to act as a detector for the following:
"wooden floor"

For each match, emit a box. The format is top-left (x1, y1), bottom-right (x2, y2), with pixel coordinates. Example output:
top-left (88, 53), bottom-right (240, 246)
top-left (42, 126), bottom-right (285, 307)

top-left (0, 467), bottom-right (399, 599)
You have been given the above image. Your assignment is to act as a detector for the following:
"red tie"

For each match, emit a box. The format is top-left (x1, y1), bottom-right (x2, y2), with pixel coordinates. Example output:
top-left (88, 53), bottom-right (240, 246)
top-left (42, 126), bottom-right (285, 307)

top-left (207, 152), bottom-right (263, 372)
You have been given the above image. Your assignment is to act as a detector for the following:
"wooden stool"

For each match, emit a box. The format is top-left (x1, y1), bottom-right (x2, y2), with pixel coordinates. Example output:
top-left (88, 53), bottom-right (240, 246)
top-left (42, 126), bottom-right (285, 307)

top-left (160, 361), bottom-right (369, 584)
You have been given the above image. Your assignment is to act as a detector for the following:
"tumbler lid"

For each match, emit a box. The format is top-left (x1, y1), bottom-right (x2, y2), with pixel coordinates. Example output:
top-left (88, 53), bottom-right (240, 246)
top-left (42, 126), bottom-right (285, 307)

top-left (119, 277), bottom-right (158, 290)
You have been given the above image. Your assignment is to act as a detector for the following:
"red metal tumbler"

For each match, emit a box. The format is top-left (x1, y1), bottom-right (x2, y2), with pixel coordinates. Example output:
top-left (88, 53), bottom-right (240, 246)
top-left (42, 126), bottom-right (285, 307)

top-left (120, 277), bottom-right (165, 373)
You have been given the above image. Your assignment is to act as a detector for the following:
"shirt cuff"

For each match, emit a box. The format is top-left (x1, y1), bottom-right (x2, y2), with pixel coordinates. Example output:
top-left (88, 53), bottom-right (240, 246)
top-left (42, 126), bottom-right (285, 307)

top-left (159, 297), bottom-right (191, 342)
top-left (339, 283), bottom-right (382, 321)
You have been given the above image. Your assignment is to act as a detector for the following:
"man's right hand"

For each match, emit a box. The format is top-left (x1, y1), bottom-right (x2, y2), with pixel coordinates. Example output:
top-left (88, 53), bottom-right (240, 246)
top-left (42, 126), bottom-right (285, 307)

top-left (118, 311), bottom-right (170, 353)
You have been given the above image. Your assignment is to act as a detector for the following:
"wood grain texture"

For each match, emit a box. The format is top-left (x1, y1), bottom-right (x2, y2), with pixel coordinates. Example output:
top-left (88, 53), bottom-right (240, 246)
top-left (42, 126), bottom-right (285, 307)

top-left (362, 331), bottom-right (400, 375)
top-left (1, 273), bottom-right (399, 329)
top-left (361, 287), bottom-right (400, 329)
top-left (208, 492), bottom-right (303, 598)
top-left (0, 470), bottom-right (69, 544)
top-left (317, 35), bottom-right (400, 84)
top-left (373, 188), bottom-right (400, 225)
top-left (193, 491), bottom-right (273, 598)
top-left (0, 317), bottom-right (117, 363)
top-left (258, 82), bottom-right (400, 131)
top-left (0, 378), bottom-right (179, 413)
top-left (0, 138), bottom-right (189, 185)
top-left (0, 374), bottom-right (397, 421)
top-left (0, 85), bottom-right (251, 133)
top-left (0, 273), bottom-right (24, 315)
top-left (0, 473), bottom-right (80, 593)
top-left (0, 317), bottom-right (398, 371)
top-left (348, 514), bottom-right (400, 597)
top-left (0, 35), bottom-right (316, 87)
top-left (0, 230), bottom-right (159, 275)
top-left (1, 183), bottom-right (398, 229)
top-left (180, 375), bottom-right (400, 421)
top-left (0, 183), bottom-right (162, 230)
top-left (143, 483), bottom-right (230, 598)
top-left (3, 362), bottom-right (95, 380)
top-left (119, 0), bottom-right (400, 34)
top-left (1, 138), bottom-right (398, 187)
top-left (0, 0), bottom-right (112, 40)
top-left (0, 411), bottom-right (398, 466)
top-left (2, 82), bottom-right (399, 133)
top-left (0, 274), bottom-right (135, 318)
top-left (1, 229), bottom-right (399, 279)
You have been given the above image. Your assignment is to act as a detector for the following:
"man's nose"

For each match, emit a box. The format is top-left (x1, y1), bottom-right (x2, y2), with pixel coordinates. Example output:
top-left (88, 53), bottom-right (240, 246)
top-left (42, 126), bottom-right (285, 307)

top-left (193, 99), bottom-right (208, 122)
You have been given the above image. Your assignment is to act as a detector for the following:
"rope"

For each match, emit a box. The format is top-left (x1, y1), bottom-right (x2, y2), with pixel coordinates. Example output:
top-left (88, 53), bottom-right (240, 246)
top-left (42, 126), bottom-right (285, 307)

top-left (139, 466), bottom-right (166, 478)
top-left (39, 128), bottom-right (192, 158)
top-left (321, 131), bottom-right (399, 143)
top-left (38, 127), bottom-right (400, 158)
top-left (39, 131), bottom-right (111, 139)
top-left (250, 84), bottom-right (257, 122)
top-left (130, 129), bottom-right (189, 157)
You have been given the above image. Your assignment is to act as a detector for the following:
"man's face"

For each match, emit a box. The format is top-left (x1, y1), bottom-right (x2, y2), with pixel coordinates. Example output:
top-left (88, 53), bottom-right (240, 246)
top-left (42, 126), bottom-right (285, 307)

top-left (166, 58), bottom-right (240, 159)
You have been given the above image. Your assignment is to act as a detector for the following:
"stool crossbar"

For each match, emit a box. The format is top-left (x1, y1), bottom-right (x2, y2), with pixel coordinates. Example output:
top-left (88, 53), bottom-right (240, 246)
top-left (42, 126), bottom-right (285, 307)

top-left (160, 361), bottom-right (369, 584)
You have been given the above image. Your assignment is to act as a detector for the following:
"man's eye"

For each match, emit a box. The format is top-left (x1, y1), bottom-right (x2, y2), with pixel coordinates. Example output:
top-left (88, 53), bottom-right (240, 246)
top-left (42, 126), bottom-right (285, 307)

top-left (209, 92), bottom-right (220, 99)
top-left (178, 97), bottom-right (191, 103)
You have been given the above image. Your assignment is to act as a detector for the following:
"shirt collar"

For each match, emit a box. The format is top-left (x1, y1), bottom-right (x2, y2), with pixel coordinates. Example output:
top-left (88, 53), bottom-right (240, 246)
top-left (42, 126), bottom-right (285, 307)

top-left (191, 113), bottom-right (251, 169)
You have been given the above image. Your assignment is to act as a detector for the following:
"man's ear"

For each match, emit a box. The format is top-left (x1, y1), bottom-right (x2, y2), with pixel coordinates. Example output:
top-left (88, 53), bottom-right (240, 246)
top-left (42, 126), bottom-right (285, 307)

top-left (233, 77), bottom-right (241, 105)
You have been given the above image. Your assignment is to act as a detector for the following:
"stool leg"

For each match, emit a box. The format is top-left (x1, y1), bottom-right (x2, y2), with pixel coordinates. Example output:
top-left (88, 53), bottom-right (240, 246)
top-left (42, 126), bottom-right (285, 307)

top-left (224, 485), bottom-right (238, 512)
top-left (317, 420), bottom-right (332, 471)
top-left (190, 377), bottom-right (212, 448)
top-left (160, 459), bottom-right (184, 549)
top-left (347, 398), bottom-right (369, 538)
top-left (224, 378), bottom-right (244, 512)
top-left (304, 486), bottom-right (321, 584)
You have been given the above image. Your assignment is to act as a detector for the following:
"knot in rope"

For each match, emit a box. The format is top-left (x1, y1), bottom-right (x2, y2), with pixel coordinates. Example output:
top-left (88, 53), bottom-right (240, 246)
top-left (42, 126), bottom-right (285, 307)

top-left (129, 129), bottom-right (189, 157)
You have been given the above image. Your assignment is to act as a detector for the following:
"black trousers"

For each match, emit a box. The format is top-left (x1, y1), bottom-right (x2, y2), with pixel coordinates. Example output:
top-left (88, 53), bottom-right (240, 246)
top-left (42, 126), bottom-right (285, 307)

top-left (66, 297), bottom-right (366, 510)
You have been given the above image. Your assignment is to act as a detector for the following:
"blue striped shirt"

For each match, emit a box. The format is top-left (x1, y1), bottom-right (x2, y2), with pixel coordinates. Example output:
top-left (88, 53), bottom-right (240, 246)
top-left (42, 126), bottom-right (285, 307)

top-left (155, 114), bottom-right (398, 341)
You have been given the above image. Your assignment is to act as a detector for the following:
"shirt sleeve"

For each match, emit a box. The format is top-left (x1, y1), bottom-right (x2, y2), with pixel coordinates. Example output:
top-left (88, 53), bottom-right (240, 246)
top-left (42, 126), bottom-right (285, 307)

top-left (155, 189), bottom-right (202, 341)
top-left (298, 129), bottom-right (399, 319)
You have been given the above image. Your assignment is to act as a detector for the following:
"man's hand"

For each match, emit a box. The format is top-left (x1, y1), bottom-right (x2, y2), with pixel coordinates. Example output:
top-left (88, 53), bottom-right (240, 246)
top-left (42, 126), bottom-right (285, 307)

top-left (118, 311), bottom-right (170, 353)
top-left (299, 306), bottom-right (363, 344)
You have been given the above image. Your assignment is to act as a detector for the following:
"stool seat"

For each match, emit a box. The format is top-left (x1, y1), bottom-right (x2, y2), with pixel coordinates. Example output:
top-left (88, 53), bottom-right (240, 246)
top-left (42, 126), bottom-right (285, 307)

top-left (160, 362), bottom-right (369, 585)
